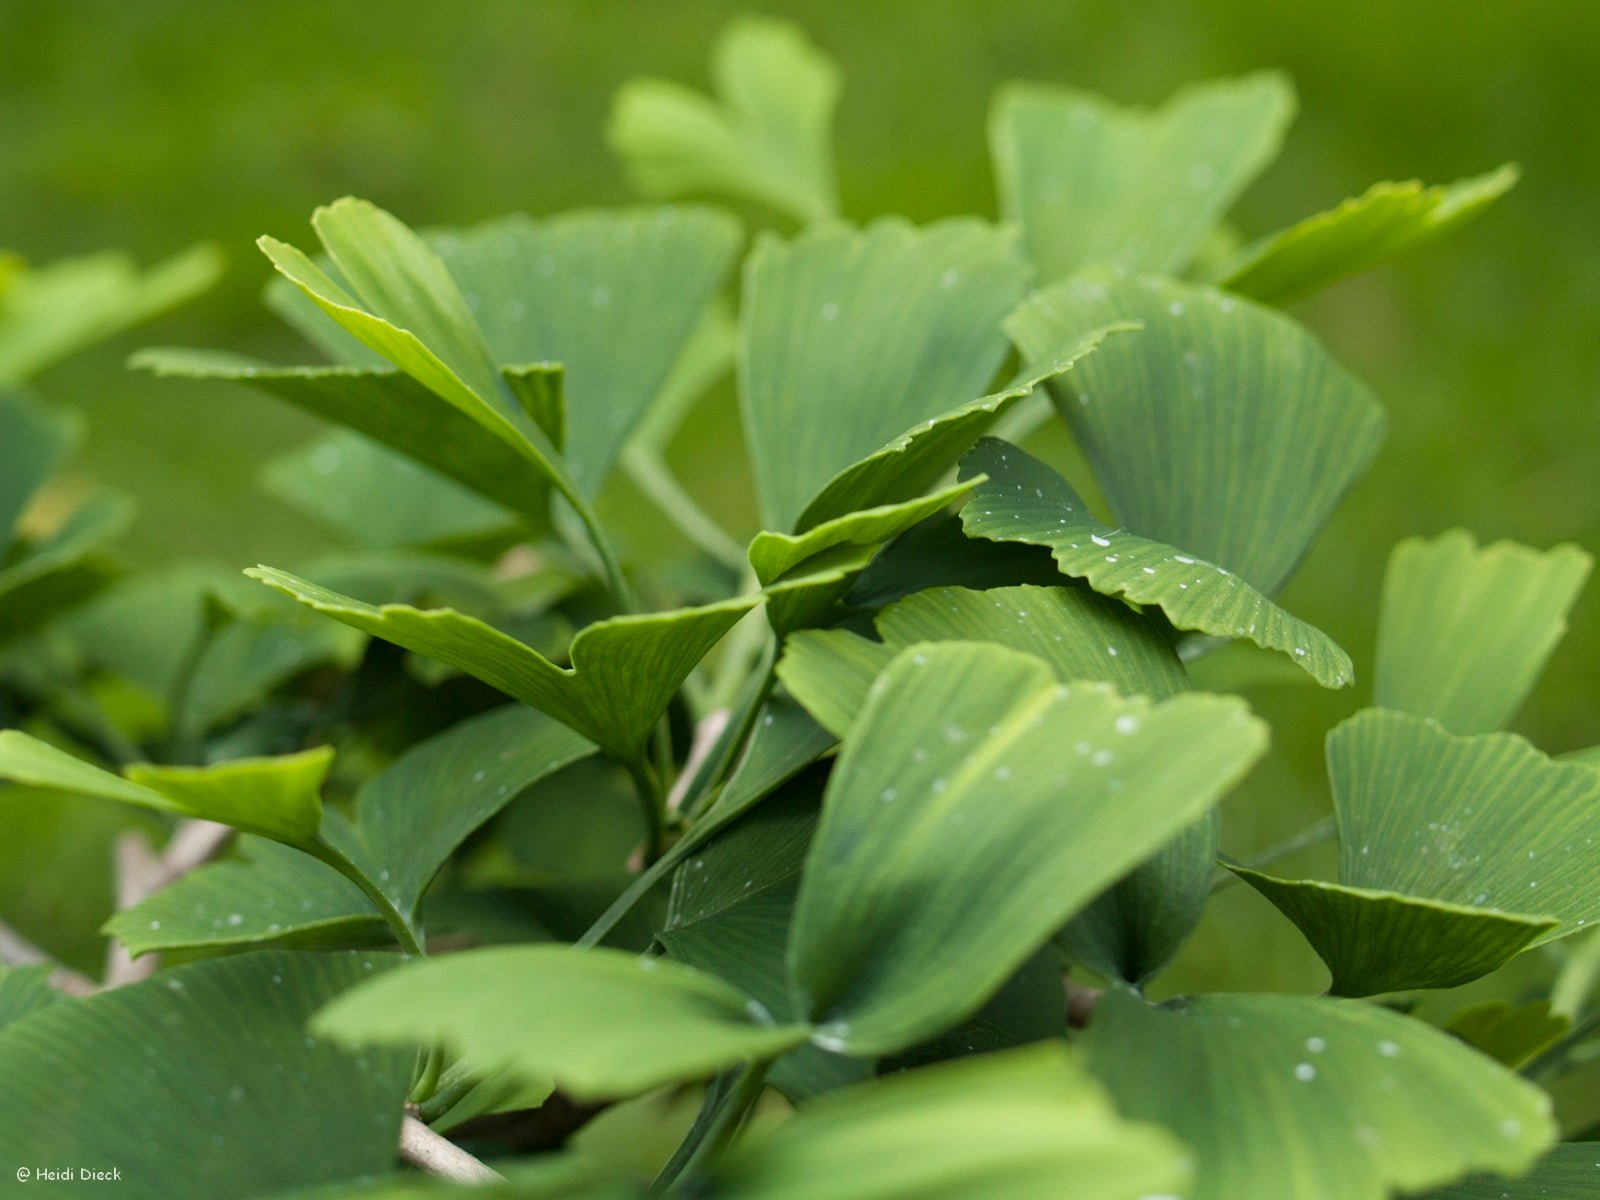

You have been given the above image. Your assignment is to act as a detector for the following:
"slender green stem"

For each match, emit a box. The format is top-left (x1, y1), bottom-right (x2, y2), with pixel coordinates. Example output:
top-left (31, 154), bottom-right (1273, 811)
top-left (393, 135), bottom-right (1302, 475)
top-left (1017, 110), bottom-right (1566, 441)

top-left (409, 1044), bottom-right (446, 1104)
top-left (554, 480), bottom-right (636, 614)
top-left (683, 645), bottom-right (777, 821)
top-left (306, 836), bottom-right (426, 958)
top-left (1211, 815), bottom-right (1337, 893)
top-left (626, 757), bottom-right (667, 865)
top-left (622, 447), bottom-right (745, 573)
top-left (651, 1059), bottom-right (770, 1193)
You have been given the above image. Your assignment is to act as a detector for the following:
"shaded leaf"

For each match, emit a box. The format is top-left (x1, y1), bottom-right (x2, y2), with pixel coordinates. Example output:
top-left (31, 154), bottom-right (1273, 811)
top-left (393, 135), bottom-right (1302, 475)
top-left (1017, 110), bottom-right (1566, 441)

top-left (1007, 272), bottom-right (1386, 597)
top-left (1375, 529), bottom-right (1590, 734)
top-left (788, 641), bottom-right (1266, 1054)
top-left (708, 1041), bottom-right (1191, 1200)
top-left (250, 566), bottom-right (751, 760)
top-left (1210, 166), bottom-right (1519, 304)
top-left (1410, 1144), bottom-right (1600, 1199)
top-left (1084, 987), bottom-right (1556, 1200)
top-left (0, 950), bottom-right (412, 1200)
top-left (960, 438), bottom-right (1353, 686)
top-left (1237, 709), bottom-right (1600, 994)
top-left (607, 16), bottom-right (840, 224)
top-left (1444, 1000), bottom-right (1570, 1070)
top-left (0, 491), bottom-right (133, 645)
top-left (313, 945), bottom-right (809, 1102)
top-left (133, 352), bottom-right (563, 525)
top-left (433, 206), bottom-right (740, 491)
top-left (989, 74), bottom-right (1294, 280)
top-left (261, 430), bottom-right (516, 549)
top-left (740, 218), bottom-right (1030, 532)
top-left (0, 390), bottom-right (80, 558)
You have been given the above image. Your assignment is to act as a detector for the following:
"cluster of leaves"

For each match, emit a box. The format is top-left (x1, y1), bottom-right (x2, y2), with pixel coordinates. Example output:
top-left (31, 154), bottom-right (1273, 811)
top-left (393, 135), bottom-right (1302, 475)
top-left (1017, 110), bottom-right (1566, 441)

top-left (1, 15), bottom-right (1596, 1200)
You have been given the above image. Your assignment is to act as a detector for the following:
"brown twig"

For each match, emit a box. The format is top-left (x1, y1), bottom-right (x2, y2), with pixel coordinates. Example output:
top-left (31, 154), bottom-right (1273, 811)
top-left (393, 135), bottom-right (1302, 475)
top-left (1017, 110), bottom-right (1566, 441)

top-left (398, 1113), bottom-right (503, 1183)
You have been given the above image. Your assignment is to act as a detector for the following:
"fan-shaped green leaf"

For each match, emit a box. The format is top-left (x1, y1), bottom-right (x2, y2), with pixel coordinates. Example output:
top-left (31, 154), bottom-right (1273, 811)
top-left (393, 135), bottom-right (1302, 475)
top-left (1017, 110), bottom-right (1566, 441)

top-left (779, 583), bottom-right (1189, 738)
top-left (708, 1042), bottom-right (1191, 1200)
top-left (433, 207), bottom-right (740, 491)
top-left (113, 706), bottom-right (595, 956)
top-left (788, 641), bottom-right (1266, 1055)
top-left (134, 351), bottom-right (563, 523)
top-left (0, 732), bottom-right (330, 846)
top-left (989, 74), bottom-right (1294, 280)
top-left (607, 16), bottom-right (840, 224)
top-left (1210, 166), bottom-right (1519, 304)
top-left (313, 945), bottom-right (809, 1101)
top-left (0, 951), bottom-right (410, 1200)
top-left (845, 513), bottom-right (1065, 609)
top-left (250, 567), bottom-right (751, 761)
top-left (1084, 988), bottom-right (1555, 1200)
top-left (0, 965), bottom-right (61, 1030)
top-left (1236, 709), bottom-right (1600, 994)
top-left (108, 833), bottom-right (380, 959)
top-left (661, 778), bottom-right (865, 1101)
top-left (0, 391), bottom-right (80, 557)
top-left (780, 593), bottom-right (1208, 988)
top-left (959, 438), bottom-right (1353, 686)
top-left (0, 244), bottom-right (221, 384)
top-left (1375, 529), bottom-right (1591, 734)
top-left (262, 431), bottom-right (516, 549)
top-left (740, 218), bottom-right (1031, 532)
top-left (1411, 1144), bottom-right (1600, 1199)
top-left (1007, 272), bottom-right (1386, 596)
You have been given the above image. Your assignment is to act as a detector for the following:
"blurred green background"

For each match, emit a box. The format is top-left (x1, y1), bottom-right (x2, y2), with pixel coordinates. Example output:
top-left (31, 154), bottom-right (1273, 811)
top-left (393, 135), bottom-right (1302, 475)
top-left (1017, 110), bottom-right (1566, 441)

top-left (4, 1), bottom-right (1598, 990)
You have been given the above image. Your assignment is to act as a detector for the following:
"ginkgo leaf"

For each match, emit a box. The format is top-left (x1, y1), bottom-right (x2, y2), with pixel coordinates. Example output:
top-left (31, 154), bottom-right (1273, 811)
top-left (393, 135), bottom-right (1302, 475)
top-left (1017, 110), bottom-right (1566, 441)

top-left (0, 731), bottom-right (331, 847)
top-left (607, 16), bottom-right (841, 224)
top-left (433, 207), bottom-right (740, 492)
top-left (792, 327), bottom-right (1124, 533)
top-left (744, 331), bottom-right (1122, 634)
top-left (1411, 1144), bottom-right (1600, 1199)
top-left (0, 491), bottom-right (133, 645)
top-left (313, 945), bottom-right (809, 1101)
top-left (1210, 166), bottom-right (1519, 304)
top-left (0, 966), bottom-right (61, 1031)
top-left (1375, 529), bottom-right (1591, 734)
top-left (261, 430), bottom-right (517, 549)
top-left (111, 706), bottom-right (595, 956)
top-left (740, 218), bottom-right (1031, 533)
top-left (1083, 988), bottom-right (1555, 1200)
top-left (1236, 709), bottom-right (1600, 995)
top-left (249, 566), bottom-right (753, 761)
top-left (787, 641), bottom-right (1266, 1055)
top-left (779, 584), bottom-right (1206, 986)
top-left (989, 74), bottom-right (1294, 281)
top-left (133, 352), bottom-right (563, 524)
top-left (1007, 272), bottom-right (1386, 597)
top-left (0, 951), bottom-right (411, 1200)
top-left (779, 583), bottom-right (1189, 738)
top-left (959, 439), bottom-right (1353, 687)
top-left (0, 390), bottom-right (80, 558)
top-left (0, 243), bottom-right (221, 384)
top-left (708, 1042), bottom-right (1192, 1200)
top-left (660, 777), bottom-right (866, 1101)
top-left (845, 512), bottom-right (1065, 610)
